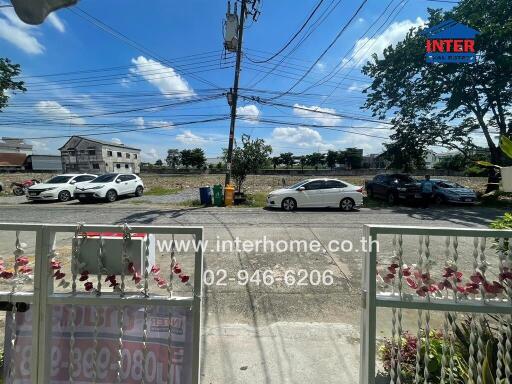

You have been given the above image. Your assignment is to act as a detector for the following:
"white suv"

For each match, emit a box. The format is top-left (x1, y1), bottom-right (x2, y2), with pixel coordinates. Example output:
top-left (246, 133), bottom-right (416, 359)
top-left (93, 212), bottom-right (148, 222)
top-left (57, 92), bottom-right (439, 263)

top-left (74, 173), bottom-right (144, 202)
top-left (27, 174), bottom-right (97, 202)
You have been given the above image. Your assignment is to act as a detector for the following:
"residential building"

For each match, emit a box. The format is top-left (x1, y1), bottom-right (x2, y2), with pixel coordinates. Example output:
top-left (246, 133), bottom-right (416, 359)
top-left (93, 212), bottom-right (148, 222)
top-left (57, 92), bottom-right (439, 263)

top-left (0, 137), bottom-right (32, 155)
top-left (423, 150), bottom-right (439, 169)
top-left (362, 154), bottom-right (389, 169)
top-left (59, 136), bottom-right (141, 174)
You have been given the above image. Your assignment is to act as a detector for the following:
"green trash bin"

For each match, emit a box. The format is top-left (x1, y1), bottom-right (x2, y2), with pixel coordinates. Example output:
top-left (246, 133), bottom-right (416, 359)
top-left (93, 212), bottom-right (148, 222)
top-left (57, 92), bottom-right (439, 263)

top-left (213, 184), bottom-right (223, 206)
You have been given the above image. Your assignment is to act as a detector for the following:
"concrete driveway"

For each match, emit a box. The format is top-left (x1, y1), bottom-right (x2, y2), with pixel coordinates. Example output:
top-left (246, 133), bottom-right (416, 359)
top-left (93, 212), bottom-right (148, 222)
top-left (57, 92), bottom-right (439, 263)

top-left (0, 204), bottom-right (505, 383)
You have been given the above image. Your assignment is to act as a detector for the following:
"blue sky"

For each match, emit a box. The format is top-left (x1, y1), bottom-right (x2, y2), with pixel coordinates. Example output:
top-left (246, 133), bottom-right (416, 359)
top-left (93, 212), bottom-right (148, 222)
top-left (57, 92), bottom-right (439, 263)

top-left (0, 0), bottom-right (458, 162)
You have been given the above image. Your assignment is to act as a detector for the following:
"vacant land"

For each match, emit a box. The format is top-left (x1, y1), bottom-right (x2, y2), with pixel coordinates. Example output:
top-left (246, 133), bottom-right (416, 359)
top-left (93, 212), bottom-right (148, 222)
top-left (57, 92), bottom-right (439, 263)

top-left (0, 172), bottom-right (489, 195)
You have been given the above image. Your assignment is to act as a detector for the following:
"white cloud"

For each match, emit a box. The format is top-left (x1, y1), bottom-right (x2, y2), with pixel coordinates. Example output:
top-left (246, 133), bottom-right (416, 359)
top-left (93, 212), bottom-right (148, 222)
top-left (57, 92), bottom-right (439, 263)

top-left (316, 62), bottom-right (326, 72)
top-left (293, 104), bottom-right (342, 126)
top-left (35, 100), bottom-right (85, 125)
top-left (46, 13), bottom-right (65, 33)
top-left (130, 56), bottom-right (195, 99)
top-left (347, 82), bottom-right (370, 93)
top-left (270, 127), bottom-right (334, 151)
top-left (358, 17), bottom-right (365, 23)
top-left (111, 138), bottom-right (122, 145)
top-left (236, 104), bottom-right (261, 124)
top-left (141, 148), bottom-right (160, 162)
top-left (176, 130), bottom-right (207, 145)
top-left (148, 120), bottom-right (173, 129)
top-left (350, 17), bottom-right (425, 65)
top-left (0, 5), bottom-right (66, 54)
top-left (133, 117), bottom-right (145, 127)
top-left (28, 139), bottom-right (49, 153)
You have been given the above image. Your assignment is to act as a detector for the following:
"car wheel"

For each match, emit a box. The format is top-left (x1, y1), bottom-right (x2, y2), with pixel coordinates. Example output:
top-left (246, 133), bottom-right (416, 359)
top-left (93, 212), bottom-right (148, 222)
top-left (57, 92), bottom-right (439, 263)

top-left (58, 190), bottom-right (71, 202)
top-left (434, 195), bottom-right (444, 205)
top-left (367, 188), bottom-right (373, 198)
top-left (340, 198), bottom-right (355, 211)
top-left (106, 189), bottom-right (117, 203)
top-left (135, 186), bottom-right (144, 197)
top-left (387, 192), bottom-right (396, 205)
top-left (281, 197), bottom-right (296, 211)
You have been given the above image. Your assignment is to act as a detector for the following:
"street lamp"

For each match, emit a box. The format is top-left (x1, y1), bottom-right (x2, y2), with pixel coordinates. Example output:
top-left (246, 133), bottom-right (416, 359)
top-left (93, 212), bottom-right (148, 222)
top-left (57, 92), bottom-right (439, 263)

top-left (10, 0), bottom-right (78, 25)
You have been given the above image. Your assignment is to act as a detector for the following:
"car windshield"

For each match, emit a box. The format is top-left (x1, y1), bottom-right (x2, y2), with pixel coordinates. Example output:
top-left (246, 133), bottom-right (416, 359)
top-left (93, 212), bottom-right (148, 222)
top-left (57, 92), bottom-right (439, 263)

top-left (46, 176), bottom-right (73, 184)
top-left (437, 181), bottom-right (463, 188)
top-left (90, 174), bottom-right (117, 183)
top-left (287, 181), bottom-right (307, 189)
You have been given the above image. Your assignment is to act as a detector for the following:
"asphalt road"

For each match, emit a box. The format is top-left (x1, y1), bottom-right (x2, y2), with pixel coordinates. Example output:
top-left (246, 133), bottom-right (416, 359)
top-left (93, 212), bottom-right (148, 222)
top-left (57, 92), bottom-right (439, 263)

top-left (0, 204), bottom-right (506, 383)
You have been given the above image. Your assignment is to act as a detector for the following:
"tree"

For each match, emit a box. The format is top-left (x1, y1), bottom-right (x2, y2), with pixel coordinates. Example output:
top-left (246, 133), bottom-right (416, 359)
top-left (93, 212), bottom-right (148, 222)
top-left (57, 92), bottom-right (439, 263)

top-left (154, 159), bottom-right (163, 167)
top-left (326, 150), bottom-right (338, 170)
top-left (299, 156), bottom-right (307, 172)
top-left (344, 148), bottom-right (363, 169)
top-left (166, 149), bottom-right (180, 168)
top-left (180, 148), bottom-right (206, 169)
top-left (1, 58), bottom-right (25, 111)
top-left (362, 0), bottom-right (512, 167)
top-left (271, 156), bottom-right (281, 170)
top-left (306, 152), bottom-right (324, 170)
top-left (224, 134), bottom-right (272, 192)
top-left (279, 152), bottom-right (294, 169)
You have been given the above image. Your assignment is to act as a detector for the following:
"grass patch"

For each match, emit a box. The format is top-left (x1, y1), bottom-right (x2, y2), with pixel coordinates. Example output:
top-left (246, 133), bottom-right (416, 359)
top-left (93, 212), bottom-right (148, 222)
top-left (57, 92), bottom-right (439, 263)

top-left (243, 192), bottom-right (267, 208)
top-left (178, 199), bottom-right (203, 207)
top-left (145, 187), bottom-right (180, 196)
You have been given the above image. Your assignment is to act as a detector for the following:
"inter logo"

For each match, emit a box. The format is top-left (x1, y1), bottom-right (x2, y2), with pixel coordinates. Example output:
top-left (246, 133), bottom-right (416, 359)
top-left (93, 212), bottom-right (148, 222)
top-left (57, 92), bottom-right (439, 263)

top-left (422, 19), bottom-right (479, 64)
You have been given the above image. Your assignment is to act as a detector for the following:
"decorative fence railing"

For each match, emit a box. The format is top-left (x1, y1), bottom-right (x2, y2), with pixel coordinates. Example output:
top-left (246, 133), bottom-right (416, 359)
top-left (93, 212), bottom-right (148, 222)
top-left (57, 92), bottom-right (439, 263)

top-left (0, 223), bottom-right (203, 384)
top-left (360, 225), bottom-right (512, 384)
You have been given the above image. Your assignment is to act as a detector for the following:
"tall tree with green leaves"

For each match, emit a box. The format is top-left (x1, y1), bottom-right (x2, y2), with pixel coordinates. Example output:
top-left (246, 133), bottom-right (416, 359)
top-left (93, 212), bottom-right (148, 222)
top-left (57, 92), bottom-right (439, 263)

top-left (326, 150), bottom-right (338, 170)
top-left (1, 58), bottom-right (25, 110)
top-left (271, 156), bottom-right (281, 170)
top-left (306, 152), bottom-right (324, 170)
top-left (362, 0), bottom-right (512, 167)
top-left (166, 149), bottom-right (180, 168)
top-left (279, 152), bottom-right (294, 169)
top-left (224, 134), bottom-right (272, 191)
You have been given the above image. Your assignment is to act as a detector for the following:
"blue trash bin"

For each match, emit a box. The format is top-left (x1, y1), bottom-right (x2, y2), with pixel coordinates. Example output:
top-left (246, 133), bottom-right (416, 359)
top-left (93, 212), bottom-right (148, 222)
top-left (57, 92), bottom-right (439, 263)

top-left (199, 186), bottom-right (212, 205)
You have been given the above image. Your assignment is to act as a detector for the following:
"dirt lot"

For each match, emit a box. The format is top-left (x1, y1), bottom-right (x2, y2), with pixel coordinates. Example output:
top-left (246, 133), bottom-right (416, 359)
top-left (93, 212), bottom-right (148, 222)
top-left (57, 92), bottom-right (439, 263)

top-left (0, 172), bottom-right (489, 196)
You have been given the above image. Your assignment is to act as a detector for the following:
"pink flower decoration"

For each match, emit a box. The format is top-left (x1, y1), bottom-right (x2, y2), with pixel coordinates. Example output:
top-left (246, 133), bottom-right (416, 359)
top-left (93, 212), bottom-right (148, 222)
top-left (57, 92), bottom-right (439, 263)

top-left (128, 262), bottom-right (136, 274)
top-left (54, 271), bottom-right (65, 280)
top-left (151, 265), bottom-right (161, 274)
top-left (84, 282), bottom-right (94, 291)
top-left (406, 278), bottom-right (418, 289)
top-left (499, 271), bottom-right (512, 281)
top-left (19, 265), bottom-right (32, 274)
top-left (51, 261), bottom-right (62, 270)
top-left (79, 271), bottom-right (89, 282)
top-left (173, 264), bottom-right (182, 274)
top-left (402, 268), bottom-right (411, 277)
top-left (470, 272), bottom-right (485, 284)
top-left (0, 271), bottom-right (14, 279)
top-left (16, 256), bottom-right (29, 266)
top-left (132, 272), bottom-right (141, 284)
top-left (179, 274), bottom-right (190, 283)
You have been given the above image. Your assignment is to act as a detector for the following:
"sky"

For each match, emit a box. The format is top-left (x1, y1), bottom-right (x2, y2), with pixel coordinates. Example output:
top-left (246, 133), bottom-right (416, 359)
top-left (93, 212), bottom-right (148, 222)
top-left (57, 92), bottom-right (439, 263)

top-left (0, 0), bottom-right (465, 163)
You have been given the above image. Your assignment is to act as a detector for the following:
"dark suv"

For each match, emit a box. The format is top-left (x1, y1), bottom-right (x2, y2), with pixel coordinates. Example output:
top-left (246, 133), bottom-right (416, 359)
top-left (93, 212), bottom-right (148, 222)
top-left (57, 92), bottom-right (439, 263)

top-left (365, 174), bottom-right (421, 204)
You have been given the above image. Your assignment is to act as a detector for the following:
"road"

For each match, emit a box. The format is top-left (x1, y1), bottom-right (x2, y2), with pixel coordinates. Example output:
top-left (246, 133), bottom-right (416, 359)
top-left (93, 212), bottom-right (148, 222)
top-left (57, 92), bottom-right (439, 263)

top-left (0, 203), bottom-right (506, 383)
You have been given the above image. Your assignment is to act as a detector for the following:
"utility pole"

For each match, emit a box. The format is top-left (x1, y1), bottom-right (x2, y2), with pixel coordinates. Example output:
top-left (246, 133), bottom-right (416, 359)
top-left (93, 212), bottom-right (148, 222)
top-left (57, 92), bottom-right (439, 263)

top-left (224, 0), bottom-right (259, 186)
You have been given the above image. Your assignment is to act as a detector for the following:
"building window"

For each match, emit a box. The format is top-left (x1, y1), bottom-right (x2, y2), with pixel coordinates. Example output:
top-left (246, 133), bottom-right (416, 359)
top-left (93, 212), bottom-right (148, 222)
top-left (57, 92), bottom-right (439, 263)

top-left (116, 164), bottom-right (121, 169)
top-left (68, 149), bottom-right (76, 156)
top-left (134, 154), bottom-right (138, 159)
top-left (61, 151), bottom-right (68, 155)
top-left (79, 150), bottom-right (85, 154)
top-left (125, 164), bottom-right (129, 169)
top-left (107, 151), bottom-right (112, 157)
top-left (126, 153), bottom-right (130, 159)
top-left (117, 152), bottom-right (122, 157)
top-left (92, 163), bottom-right (100, 169)
top-left (88, 149), bottom-right (96, 156)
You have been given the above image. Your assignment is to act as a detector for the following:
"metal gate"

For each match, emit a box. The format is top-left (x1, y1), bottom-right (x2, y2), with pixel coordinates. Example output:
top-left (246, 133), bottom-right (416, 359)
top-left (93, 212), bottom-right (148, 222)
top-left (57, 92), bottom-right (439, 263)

top-left (360, 225), bottom-right (512, 384)
top-left (0, 222), bottom-right (203, 384)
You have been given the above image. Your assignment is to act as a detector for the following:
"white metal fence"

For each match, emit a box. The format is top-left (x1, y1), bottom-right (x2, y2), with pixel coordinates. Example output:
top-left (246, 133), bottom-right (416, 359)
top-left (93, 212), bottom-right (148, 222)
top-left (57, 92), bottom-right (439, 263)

top-left (360, 225), bottom-right (512, 384)
top-left (0, 222), bottom-right (203, 384)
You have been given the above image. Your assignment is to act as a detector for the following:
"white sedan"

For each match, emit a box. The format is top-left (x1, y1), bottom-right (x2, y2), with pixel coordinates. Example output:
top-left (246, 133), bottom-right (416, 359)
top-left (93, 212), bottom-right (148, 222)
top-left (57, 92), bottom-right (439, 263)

top-left (74, 173), bottom-right (144, 202)
top-left (267, 178), bottom-right (363, 211)
top-left (26, 174), bottom-right (97, 202)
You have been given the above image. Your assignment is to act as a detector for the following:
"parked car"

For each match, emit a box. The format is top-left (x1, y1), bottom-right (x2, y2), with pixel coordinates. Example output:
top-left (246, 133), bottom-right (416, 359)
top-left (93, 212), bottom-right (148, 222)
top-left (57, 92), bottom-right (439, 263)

top-left (432, 179), bottom-right (478, 204)
top-left (267, 178), bottom-right (363, 211)
top-left (74, 173), bottom-right (144, 202)
top-left (27, 174), bottom-right (97, 202)
top-left (365, 174), bottom-right (421, 204)
top-left (0, 181), bottom-right (3, 193)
